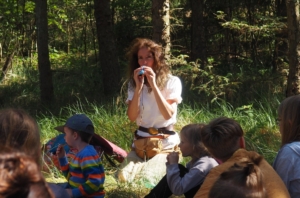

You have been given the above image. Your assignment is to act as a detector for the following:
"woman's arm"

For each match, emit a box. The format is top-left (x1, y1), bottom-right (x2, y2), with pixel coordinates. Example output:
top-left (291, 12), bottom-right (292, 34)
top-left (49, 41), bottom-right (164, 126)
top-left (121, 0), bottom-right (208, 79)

top-left (127, 88), bottom-right (142, 122)
top-left (144, 67), bottom-right (179, 120)
top-left (127, 67), bottom-right (145, 122)
top-left (152, 85), bottom-right (176, 120)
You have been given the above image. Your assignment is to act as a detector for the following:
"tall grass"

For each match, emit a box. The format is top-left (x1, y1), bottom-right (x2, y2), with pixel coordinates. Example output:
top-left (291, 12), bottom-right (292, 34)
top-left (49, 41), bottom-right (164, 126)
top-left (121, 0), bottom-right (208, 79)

top-left (1, 54), bottom-right (284, 197)
top-left (37, 98), bottom-right (282, 197)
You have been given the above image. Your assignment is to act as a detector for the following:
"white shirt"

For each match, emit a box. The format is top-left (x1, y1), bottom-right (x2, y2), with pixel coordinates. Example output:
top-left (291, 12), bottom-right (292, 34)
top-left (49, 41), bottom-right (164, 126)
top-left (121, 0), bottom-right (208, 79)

top-left (127, 75), bottom-right (182, 149)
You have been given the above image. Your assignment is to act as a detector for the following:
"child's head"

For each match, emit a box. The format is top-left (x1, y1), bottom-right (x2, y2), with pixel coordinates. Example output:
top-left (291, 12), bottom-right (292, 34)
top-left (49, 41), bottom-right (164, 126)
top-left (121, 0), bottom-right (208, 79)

top-left (0, 147), bottom-right (54, 198)
top-left (55, 114), bottom-right (94, 144)
top-left (208, 156), bottom-right (266, 198)
top-left (179, 124), bottom-right (210, 159)
top-left (0, 108), bottom-right (41, 165)
top-left (278, 95), bottom-right (300, 146)
top-left (201, 117), bottom-right (244, 161)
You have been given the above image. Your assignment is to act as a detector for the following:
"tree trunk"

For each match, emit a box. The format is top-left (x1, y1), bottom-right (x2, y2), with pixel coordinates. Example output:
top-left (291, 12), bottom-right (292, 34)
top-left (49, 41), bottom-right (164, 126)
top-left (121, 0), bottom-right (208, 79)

top-left (272, 0), bottom-right (288, 73)
top-left (190, 0), bottom-right (206, 67)
top-left (94, 0), bottom-right (120, 95)
top-left (36, 0), bottom-right (54, 104)
top-left (0, 43), bottom-right (2, 62)
top-left (1, 52), bottom-right (14, 81)
top-left (152, 0), bottom-right (171, 58)
top-left (224, 0), bottom-right (232, 68)
top-left (286, 0), bottom-right (300, 96)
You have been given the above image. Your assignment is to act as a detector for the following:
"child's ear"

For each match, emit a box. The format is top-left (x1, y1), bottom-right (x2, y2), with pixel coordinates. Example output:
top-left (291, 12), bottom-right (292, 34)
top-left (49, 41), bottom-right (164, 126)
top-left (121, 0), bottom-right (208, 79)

top-left (73, 131), bottom-right (79, 139)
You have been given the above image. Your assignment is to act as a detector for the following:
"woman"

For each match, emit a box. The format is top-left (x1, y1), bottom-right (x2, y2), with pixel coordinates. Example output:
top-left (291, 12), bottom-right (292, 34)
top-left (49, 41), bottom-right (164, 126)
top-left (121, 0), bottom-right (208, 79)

top-left (0, 108), bottom-right (70, 198)
top-left (273, 95), bottom-right (300, 198)
top-left (117, 38), bottom-right (182, 187)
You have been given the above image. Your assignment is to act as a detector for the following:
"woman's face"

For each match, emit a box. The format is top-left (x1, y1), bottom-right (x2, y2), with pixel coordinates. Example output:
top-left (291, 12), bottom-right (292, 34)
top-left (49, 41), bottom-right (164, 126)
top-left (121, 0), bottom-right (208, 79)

top-left (137, 47), bottom-right (154, 68)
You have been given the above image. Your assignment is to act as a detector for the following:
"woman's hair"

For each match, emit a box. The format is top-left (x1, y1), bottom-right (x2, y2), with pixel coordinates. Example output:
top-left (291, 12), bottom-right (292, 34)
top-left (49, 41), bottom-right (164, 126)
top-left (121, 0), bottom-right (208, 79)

top-left (0, 148), bottom-right (54, 198)
top-left (201, 117), bottom-right (244, 161)
top-left (180, 124), bottom-right (210, 159)
top-left (278, 95), bottom-right (300, 146)
top-left (209, 156), bottom-right (266, 198)
top-left (126, 38), bottom-right (170, 92)
top-left (0, 108), bottom-right (41, 165)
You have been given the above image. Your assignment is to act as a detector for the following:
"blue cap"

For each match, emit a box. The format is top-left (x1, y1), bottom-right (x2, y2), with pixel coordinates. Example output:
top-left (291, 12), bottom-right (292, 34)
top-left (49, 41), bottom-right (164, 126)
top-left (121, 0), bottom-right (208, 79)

top-left (54, 114), bottom-right (94, 135)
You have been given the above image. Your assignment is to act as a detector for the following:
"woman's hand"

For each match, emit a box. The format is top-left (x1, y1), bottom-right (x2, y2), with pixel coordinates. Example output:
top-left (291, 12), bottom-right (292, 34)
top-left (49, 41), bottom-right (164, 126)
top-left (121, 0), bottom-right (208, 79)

top-left (56, 144), bottom-right (66, 158)
top-left (142, 66), bottom-right (156, 88)
top-left (134, 66), bottom-right (157, 88)
top-left (133, 66), bottom-right (147, 90)
top-left (167, 151), bottom-right (179, 165)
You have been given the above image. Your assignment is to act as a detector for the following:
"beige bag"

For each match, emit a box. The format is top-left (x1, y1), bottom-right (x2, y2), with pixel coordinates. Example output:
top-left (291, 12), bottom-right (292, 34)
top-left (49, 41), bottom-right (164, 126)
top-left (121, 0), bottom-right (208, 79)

top-left (134, 138), bottom-right (163, 160)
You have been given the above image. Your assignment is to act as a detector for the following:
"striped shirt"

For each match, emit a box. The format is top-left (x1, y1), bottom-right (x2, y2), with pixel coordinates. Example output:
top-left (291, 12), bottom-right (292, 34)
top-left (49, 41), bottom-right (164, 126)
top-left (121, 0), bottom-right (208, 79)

top-left (59, 145), bottom-right (105, 198)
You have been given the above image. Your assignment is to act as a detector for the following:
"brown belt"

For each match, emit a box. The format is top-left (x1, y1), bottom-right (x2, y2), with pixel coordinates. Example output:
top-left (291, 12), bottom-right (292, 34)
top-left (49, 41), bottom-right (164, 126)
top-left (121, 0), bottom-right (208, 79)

top-left (138, 125), bottom-right (175, 135)
top-left (134, 131), bottom-right (166, 140)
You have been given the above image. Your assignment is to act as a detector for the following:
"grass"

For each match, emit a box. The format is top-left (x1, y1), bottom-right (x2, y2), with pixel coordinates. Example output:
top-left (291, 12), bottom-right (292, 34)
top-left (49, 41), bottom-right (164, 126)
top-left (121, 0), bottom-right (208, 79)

top-left (0, 54), bottom-right (285, 197)
top-left (37, 99), bottom-right (282, 197)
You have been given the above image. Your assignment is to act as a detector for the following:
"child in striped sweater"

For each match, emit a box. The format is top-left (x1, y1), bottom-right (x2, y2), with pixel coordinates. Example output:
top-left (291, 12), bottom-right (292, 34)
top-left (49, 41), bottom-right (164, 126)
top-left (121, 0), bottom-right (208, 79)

top-left (56, 114), bottom-right (105, 198)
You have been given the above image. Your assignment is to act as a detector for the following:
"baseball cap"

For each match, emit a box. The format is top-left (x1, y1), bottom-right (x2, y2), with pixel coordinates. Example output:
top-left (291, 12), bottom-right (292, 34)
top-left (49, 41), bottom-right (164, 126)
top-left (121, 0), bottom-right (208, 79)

top-left (54, 114), bottom-right (94, 135)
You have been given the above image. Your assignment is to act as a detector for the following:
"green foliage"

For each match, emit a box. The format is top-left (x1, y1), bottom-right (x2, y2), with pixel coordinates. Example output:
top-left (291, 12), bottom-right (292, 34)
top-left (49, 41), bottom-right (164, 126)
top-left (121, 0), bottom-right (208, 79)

top-left (168, 54), bottom-right (240, 103)
top-left (216, 11), bottom-right (286, 35)
top-left (167, 52), bottom-right (285, 107)
top-left (0, 0), bottom-right (292, 196)
top-left (25, 1), bottom-right (35, 13)
top-left (113, 0), bottom-right (153, 56)
top-left (0, 0), bottom-right (289, 108)
top-left (0, 49), bottom-right (284, 197)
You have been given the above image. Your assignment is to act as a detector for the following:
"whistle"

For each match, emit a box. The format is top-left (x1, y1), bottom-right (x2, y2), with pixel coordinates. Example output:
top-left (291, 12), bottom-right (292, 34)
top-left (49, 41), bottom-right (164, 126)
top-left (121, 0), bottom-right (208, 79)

top-left (138, 66), bottom-right (145, 76)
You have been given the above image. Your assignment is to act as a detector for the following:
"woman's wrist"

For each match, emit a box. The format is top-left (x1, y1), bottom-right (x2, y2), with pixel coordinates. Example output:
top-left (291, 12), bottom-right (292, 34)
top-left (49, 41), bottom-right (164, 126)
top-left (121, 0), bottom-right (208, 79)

top-left (135, 86), bottom-right (143, 94)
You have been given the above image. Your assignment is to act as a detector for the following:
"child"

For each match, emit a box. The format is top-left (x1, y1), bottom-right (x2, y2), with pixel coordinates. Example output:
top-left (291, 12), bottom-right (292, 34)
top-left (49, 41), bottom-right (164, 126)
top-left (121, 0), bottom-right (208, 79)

top-left (56, 114), bottom-right (105, 198)
top-left (0, 147), bottom-right (54, 198)
top-left (145, 124), bottom-right (218, 198)
top-left (194, 117), bottom-right (289, 198)
top-left (0, 108), bottom-right (69, 198)
top-left (273, 95), bottom-right (300, 197)
top-left (209, 156), bottom-right (267, 198)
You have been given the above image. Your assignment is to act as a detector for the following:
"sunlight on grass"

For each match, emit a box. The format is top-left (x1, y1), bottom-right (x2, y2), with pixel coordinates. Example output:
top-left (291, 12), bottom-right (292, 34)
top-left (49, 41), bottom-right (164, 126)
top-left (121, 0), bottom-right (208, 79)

top-left (36, 99), bottom-right (281, 197)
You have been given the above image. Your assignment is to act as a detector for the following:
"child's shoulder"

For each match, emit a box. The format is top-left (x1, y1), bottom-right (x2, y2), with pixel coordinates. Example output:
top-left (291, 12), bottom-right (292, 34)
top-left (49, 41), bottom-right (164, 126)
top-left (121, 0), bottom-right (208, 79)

top-left (77, 145), bottom-right (99, 158)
